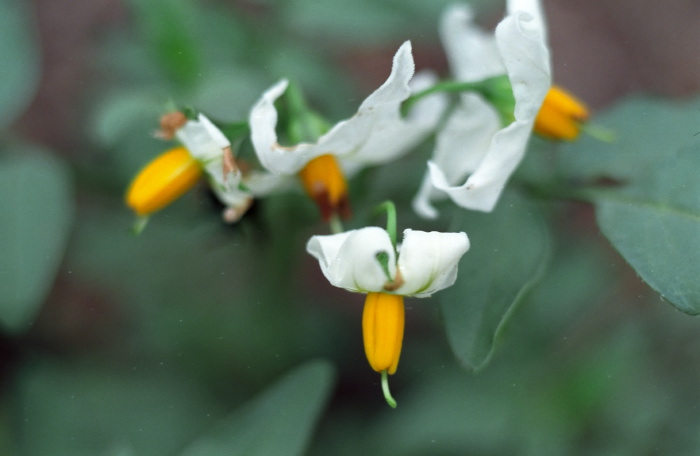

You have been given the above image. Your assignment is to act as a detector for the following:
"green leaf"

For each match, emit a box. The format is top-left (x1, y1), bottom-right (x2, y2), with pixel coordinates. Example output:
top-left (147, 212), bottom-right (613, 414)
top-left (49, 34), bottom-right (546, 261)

top-left (15, 360), bottom-right (220, 456)
top-left (179, 360), bottom-right (335, 456)
top-left (441, 191), bottom-right (550, 370)
top-left (0, 0), bottom-right (40, 128)
top-left (591, 145), bottom-right (700, 314)
top-left (559, 95), bottom-right (700, 182)
top-left (0, 148), bottom-right (73, 333)
top-left (127, 0), bottom-right (202, 87)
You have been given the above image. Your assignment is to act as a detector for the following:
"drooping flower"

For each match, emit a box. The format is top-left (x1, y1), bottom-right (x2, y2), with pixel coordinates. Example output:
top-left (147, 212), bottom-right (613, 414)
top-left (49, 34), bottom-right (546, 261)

top-left (249, 41), bottom-right (446, 221)
top-left (307, 226), bottom-right (469, 406)
top-left (413, 1), bottom-right (551, 217)
top-left (126, 112), bottom-right (255, 227)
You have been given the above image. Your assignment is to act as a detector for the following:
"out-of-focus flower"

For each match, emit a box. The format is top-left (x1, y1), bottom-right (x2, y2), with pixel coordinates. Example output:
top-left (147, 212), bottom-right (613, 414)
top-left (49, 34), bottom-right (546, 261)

top-left (307, 226), bottom-right (469, 406)
top-left (249, 41), bottom-right (445, 221)
top-left (126, 113), bottom-right (254, 226)
top-left (413, 0), bottom-right (551, 217)
top-left (534, 85), bottom-right (589, 140)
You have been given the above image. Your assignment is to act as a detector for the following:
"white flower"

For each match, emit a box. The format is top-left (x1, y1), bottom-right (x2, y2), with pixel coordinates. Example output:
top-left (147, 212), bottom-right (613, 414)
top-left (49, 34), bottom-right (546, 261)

top-left (176, 114), bottom-right (254, 222)
top-left (249, 41), bottom-right (446, 177)
top-left (413, 0), bottom-right (551, 217)
top-left (306, 227), bottom-right (469, 298)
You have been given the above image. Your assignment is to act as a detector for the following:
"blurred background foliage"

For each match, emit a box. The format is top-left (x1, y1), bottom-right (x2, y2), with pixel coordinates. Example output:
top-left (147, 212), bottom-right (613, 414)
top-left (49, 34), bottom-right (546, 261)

top-left (2, 0), bottom-right (700, 454)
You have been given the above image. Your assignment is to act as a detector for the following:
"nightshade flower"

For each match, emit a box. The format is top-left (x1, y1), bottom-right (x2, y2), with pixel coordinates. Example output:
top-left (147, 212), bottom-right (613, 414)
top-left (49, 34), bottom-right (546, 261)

top-left (307, 226), bottom-right (469, 406)
top-left (126, 113), bottom-right (254, 227)
top-left (249, 41), bottom-right (445, 221)
top-left (413, 0), bottom-right (551, 217)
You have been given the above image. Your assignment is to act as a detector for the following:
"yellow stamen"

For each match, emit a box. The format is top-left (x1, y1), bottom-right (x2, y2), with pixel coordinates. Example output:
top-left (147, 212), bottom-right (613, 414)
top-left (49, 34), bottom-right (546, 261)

top-left (534, 86), bottom-right (590, 141)
top-left (298, 154), bottom-right (350, 221)
top-left (125, 146), bottom-right (203, 216)
top-left (362, 292), bottom-right (405, 375)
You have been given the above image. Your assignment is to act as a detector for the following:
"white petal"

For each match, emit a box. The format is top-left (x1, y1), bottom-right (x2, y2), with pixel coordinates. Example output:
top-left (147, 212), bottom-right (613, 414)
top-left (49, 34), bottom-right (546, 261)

top-left (428, 9), bottom-right (550, 212)
top-left (244, 170), bottom-right (296, 197)
top-left (250, 42), bottom-right (441, 176)
top-left (507, 0), bottom-right (548, 42)
top-left (412, 171), bottom-right (441, 219)
top-left (249, 79), bottom-right (321, 175)
top-left (175, 114), bottom-right (244, 208)
top-left (306, 227), bottom-right (397, 294)
top-left (412, 94), bottom-right (501, 218)
top-left (340, 69), bottom-right (446, 176)
top-left (440, 4), bottom-right (504, 81)
top-left (176, 114), bottom-right (230, 162)
top-left (395, 229), bottom-right (470, 297)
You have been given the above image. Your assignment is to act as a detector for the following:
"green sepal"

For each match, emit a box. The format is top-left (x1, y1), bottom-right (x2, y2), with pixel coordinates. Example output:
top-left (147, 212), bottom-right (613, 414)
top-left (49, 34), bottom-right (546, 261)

top-left (279, 81), bottom-right (332, 144)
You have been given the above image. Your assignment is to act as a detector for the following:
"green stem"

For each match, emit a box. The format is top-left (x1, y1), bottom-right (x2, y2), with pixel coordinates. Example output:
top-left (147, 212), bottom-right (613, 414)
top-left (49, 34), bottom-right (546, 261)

top-left (381, 370), bottom-right (397, 408)
top-left (131, 216), bottom-right (149, 236)
top-left (402, 80), bottom-right (482, 116)
top-left (329, 213), bottom-right (344, 234)
top-left (581, 123), bottom-right (616, 143)
top-left (374, 200), bottom-right (397, 249)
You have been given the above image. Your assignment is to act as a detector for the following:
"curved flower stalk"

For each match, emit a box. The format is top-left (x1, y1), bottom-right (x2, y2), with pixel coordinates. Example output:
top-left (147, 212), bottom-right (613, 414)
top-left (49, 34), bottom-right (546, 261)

top-left (249, 41), bottom-right (446, 221)
top-left (413, 1), bottom-right (551, 217)
top-left (307, 225), bottom-right (469, 406)
top-left (126, 113), bottom-right (254, 229)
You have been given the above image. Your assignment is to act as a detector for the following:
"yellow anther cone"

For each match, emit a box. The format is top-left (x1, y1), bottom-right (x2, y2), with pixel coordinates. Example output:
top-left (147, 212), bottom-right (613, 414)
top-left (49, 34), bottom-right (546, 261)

top-left (126, 146), bottom-right (203, 216)
top-left (363, 292), bottom-right (405, 375)
top-left (298, 154), bottom-right (351, 221)
top-left (534, 86), bottom-right (589, 141)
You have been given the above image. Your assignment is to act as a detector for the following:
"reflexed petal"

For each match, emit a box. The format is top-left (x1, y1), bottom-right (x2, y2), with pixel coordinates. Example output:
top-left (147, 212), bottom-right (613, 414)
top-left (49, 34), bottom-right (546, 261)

top-left (174, 113), bottom-right (254, 221)
top-left (250, 41), bottom-right (442, 176)
top-left (412, 95), bottom-right (500, 218)
top-left (426, 8), bottom-right (550, 212)
top-left (506, 0), bottom-right (548, 41)
top-left (176, 113), bottom-right (239, 192)
top-left (343, 69), bottom-right (446, 171)
top-left (176, 114), bottom-right (230, 162)
top-left (394, 229), bottom-right (470, 297)
top-left (306, 227), bottom-right (397, 293)
top-left (440, 4), bottom-right (503, 81)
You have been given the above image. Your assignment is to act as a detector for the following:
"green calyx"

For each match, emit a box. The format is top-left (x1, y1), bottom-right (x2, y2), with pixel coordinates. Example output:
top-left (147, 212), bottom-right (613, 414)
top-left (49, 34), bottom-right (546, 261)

top-left (281, 81), bottom-right (332, 144)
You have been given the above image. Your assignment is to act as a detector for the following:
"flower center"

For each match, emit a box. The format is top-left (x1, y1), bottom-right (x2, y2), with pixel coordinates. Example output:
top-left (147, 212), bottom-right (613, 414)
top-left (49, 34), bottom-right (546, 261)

top-left (534, 86), bottom-right (589, 141)
top-left (126, 146), bottom-right (203, 216)
top-left (298, 154), bottom-right (350, 221)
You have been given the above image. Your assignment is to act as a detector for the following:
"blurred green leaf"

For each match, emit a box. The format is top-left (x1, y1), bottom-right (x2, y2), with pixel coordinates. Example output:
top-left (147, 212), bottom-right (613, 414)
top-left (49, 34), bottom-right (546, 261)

top-left (559, 95), bottom-right (700, 182)
top-left (441, 191), bottom-right (550, 370)
top-left (128, 0), bottom-right (202, 87)
top-left (179, 360), bottom-right (335, 456)
top-left (16, 360), bottom-right (221, 456)
top-left (0, 148), bottom-right (73, 333)
top-left (591, 145), bottom-right (700, 314)
top-left (281, 0), bottom-right (498, 45)
top-left (93, 90), bottom-right (164, 147)
top-left (0, 0), bottom-right (40, 128)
